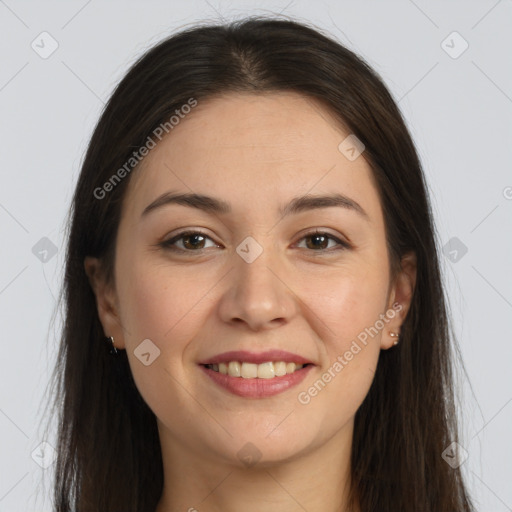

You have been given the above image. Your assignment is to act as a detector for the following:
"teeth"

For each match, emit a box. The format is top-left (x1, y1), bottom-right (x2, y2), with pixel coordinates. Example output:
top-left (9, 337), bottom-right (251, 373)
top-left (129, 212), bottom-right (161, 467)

top-left (228, 361), bottom-right (241, 377)
top-left (257, 362), bottom-right (274, 379)
top-left (241, 363), bottom-right (258, 379)
top-left (274, 361), bottom-right (287, 377)
top-left (207, 361), bottom-right (306, 378)
top-left (286, 362), bottom-right (297, 374)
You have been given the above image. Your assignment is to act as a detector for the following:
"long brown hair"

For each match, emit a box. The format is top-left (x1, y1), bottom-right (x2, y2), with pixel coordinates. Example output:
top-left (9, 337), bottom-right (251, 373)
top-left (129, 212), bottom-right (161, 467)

top-left (42, 17), bottom-right (474, 511)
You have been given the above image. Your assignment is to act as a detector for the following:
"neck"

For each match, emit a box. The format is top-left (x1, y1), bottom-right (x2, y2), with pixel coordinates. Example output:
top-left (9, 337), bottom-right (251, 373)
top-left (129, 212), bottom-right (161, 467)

top-left (155, 420), bottom-right (357, 512)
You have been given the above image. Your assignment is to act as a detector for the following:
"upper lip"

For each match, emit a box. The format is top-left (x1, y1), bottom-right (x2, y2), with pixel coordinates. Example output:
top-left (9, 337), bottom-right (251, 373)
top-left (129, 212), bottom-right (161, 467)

top-left (198, 350), bottom-right (314, 366)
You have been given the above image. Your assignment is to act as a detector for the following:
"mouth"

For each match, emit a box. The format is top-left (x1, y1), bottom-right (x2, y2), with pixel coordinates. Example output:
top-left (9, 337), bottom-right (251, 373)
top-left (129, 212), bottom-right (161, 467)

top-left (198, 350), bottom-right (315, 398)
top-left (202, 361), bottom-right (313, 379)
top-left (199, 355), bottom-right (316, 399)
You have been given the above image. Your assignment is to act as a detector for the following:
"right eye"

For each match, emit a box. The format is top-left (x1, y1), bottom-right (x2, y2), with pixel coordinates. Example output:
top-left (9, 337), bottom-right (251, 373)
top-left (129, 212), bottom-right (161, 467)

top-left (160, 230), bottom-right (220, 253)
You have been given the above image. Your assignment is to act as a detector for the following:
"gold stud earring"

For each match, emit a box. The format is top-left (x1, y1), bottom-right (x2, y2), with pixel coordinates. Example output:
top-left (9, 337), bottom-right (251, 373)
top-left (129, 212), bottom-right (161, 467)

top-left (390, 332), bottom-right (400, 346)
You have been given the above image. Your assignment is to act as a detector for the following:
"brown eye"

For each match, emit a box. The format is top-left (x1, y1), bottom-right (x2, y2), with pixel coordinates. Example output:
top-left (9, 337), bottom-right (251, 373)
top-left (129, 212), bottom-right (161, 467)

top-left (181, 233), bottom-right (206, 250)
top-left (161, 229), bottom-right (350, 254)
top-left (305, 233), bottom-right (330, 250)
top-left (297, 231), bottom-right (350, 252)
top-left (161, 230), bottom-right (217, 252)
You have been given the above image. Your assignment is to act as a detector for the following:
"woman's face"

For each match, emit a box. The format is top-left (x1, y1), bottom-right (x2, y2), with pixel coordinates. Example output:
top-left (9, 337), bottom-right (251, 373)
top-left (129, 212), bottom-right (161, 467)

top-left (88, 92), bottom-right (415, 468)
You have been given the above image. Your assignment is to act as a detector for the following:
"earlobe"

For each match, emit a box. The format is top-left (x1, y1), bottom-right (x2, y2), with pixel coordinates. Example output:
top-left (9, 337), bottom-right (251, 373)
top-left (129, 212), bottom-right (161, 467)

top-left (84, 257), bottom-right (125, 349)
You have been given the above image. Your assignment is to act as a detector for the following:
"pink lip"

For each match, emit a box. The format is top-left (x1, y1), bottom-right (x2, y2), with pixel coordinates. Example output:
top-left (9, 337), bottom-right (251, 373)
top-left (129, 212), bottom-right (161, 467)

top-left (198, 350), bottom-right (313, 365)
top-left (199, 364), bottom-right (314, 398)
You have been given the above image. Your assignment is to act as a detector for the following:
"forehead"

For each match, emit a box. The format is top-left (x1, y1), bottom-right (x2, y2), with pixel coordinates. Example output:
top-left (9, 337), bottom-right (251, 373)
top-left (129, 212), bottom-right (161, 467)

top-left (123, 92), bottom-right (383, 223)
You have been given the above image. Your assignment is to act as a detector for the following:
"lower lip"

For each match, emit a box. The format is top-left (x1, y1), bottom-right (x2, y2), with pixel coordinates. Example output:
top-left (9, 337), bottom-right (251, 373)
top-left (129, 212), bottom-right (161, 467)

top-left (199, 364), bottom-right (314, 398)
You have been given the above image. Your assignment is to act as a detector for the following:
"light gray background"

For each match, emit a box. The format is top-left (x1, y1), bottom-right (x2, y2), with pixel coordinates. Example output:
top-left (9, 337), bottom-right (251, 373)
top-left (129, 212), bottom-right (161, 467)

top-left (0, 1), bottom-right (511, 510)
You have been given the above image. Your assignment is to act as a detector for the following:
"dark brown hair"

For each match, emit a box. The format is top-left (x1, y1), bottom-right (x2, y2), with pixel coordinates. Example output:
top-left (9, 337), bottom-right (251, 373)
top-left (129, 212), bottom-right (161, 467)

top-left (42, 16), bottom-right (474, 511)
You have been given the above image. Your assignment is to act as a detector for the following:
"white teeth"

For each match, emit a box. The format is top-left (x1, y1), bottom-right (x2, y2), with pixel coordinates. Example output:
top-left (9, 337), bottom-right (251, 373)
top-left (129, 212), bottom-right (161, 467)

top-left (208, 361), bottom-right (306, 378)
top-left (286, 362), bottom-right (296, 374)
top-left (274, 361), bottom-right (287, 377)
top-left (228, 361), bottom-right (241, 377)
top-left (257, 362), bottom-right (275, 379)
top-left (241, 362), bottom-right (258, 379)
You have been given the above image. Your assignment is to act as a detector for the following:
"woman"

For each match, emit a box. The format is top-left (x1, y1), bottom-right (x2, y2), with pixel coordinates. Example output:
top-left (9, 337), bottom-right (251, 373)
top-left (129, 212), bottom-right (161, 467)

top-left (44, 17), bottom-right (474, 511)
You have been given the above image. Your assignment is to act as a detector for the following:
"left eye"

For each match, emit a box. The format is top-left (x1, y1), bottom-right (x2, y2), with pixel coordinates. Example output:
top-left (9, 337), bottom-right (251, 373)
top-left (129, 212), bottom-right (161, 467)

top-left (161, 230), bottom-right (349, 253)
top-left (295, 231), bottom-right (349, 251)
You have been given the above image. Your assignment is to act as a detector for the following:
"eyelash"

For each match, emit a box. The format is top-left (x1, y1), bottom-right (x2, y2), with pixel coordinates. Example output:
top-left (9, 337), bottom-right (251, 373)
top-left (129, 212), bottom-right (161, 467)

top-left (160, 229), bottom-right (351, 254)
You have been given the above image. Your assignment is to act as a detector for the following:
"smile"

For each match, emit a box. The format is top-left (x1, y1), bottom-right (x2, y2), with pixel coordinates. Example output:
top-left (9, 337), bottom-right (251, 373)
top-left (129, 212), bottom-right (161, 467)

top-left (199, 362), bottom-right (314, 398)
top-left (204, 361), bottom-right (308, 379)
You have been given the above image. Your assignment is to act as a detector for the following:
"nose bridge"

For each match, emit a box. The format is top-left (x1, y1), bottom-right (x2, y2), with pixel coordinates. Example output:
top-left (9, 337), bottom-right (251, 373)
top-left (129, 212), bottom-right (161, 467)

top-left (218, 233), bottom-right (295, 329)
top-left (235, 234), bottom-right (284, 305)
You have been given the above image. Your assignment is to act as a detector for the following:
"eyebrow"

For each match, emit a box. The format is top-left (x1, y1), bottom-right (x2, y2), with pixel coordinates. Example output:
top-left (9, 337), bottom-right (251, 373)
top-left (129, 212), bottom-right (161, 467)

top-left (141, 191), bottom-right (370, 221)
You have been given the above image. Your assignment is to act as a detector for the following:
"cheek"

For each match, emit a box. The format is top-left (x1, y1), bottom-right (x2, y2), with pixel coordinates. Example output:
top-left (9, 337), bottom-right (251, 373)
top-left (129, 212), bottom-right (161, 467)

top-left (298, 260), bottom-right (388, 406)
top-left (117, 256), bottom-right (212, 348)
top-left (306, 260), bottom-right (390, 348)
top-left (114, 258), bottom-right (208, 418)
top-left (117, 246), bottom-right (390, 366)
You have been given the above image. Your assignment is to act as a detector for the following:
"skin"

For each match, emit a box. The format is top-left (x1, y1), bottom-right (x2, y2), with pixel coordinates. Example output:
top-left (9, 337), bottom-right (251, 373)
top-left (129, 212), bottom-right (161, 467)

top-left (85, 92), bottom-right (416, 512)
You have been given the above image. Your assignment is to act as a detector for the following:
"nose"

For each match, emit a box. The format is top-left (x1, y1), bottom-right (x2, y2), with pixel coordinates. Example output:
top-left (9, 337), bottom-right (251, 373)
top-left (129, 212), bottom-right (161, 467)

top-left (217, 243), bottom-right (298, 332)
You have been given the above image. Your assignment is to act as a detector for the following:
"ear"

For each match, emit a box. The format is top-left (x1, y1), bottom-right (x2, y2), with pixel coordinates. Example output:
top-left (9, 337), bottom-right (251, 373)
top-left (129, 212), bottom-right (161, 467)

top-left (381, 251), bottom-right (417, 350)
top-left (84, 256), bottom-right (126, 349)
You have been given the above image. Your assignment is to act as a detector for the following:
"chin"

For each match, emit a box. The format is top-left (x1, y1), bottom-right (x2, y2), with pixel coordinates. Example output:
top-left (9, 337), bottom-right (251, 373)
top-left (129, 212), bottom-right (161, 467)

top-left (206, 427), bottom-right (315, 468)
